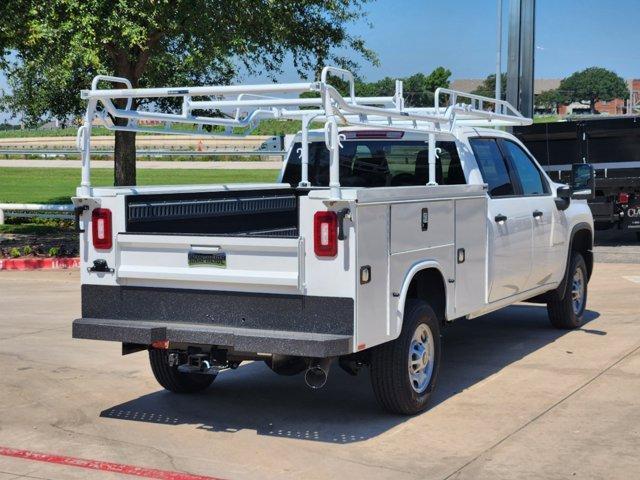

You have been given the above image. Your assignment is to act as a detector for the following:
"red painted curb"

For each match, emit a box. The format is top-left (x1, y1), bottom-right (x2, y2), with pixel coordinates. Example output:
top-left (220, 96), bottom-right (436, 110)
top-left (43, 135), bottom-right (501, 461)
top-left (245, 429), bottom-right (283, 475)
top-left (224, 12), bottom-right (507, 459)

top-left (0, 446), bottom-right (224, 480)
top-left (0, 257), bottom-right (80, 271)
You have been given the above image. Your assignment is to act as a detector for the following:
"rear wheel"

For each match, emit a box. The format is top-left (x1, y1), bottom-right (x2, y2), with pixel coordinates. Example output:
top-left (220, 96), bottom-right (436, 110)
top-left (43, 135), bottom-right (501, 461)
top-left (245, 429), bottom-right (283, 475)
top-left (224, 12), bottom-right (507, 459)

top-left (547, 252), bottom-right (588, 329)
top-left (370, 299), bottom-right (441, 415)
top-left (149, 349), bottom-right (215, 393)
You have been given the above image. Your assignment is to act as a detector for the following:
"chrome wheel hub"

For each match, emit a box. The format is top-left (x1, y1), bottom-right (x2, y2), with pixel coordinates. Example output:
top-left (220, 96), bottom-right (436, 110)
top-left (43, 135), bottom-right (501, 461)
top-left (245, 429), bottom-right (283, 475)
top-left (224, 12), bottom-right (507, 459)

top-left (408, 323), bottom-right (435, 394)
top-left (571, 268), bottom-right (585, 315)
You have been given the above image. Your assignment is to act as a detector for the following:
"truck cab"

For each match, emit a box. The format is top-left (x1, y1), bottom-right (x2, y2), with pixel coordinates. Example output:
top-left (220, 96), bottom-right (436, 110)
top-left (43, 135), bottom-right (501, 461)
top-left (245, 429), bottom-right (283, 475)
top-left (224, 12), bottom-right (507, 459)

top-left (72, 68), bottom-right (594, 415)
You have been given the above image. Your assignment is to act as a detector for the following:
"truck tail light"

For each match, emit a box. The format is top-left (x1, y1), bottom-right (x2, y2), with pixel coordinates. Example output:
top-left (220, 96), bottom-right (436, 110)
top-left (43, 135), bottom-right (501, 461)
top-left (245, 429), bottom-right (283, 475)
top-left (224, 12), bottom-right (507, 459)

top-left (92, 208), bottom-right (113, 250)
top-left (342, 130), bottom-right (404, 139)
top-left (314, 211), bottom-right (338, 257)
top-left (619, 192), bottom-right (630, 204)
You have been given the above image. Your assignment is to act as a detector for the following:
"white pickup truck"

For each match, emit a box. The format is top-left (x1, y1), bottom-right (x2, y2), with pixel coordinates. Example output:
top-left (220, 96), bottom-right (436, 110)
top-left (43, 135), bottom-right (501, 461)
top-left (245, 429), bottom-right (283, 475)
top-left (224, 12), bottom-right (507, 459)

top-left (72, 68), bottom-right (594, 414)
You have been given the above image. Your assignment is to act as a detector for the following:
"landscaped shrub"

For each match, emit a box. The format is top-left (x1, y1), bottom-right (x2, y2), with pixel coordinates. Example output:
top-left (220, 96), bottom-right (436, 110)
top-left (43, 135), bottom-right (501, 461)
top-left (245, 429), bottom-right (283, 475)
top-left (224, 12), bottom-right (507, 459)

top-left (22, 245), bottom-right (33, 256)
top-left (9, 247), bottom-right (21, 258)
top-left (47, 246), bottom-right (60, 257)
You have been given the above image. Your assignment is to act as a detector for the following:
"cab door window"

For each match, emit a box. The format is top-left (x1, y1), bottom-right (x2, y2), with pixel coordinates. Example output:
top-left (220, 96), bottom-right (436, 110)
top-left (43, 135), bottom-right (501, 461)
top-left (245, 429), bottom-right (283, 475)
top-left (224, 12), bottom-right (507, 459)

top-left (499, 140), bottom-right (549, 196)
top-left (468, 138), bottom-right (516, 197)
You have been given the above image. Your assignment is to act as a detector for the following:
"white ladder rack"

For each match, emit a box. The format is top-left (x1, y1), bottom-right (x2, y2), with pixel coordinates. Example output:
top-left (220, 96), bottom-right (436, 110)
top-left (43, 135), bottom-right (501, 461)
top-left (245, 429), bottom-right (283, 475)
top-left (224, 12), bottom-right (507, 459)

top-left (77, 66), bottom-right (532, 198)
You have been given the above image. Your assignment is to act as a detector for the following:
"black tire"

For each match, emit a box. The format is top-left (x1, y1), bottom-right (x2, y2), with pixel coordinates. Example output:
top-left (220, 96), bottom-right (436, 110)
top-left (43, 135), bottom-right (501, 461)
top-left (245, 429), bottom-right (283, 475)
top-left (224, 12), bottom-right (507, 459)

top-left (370, 299), bottom-right (441, 415)
top-left (149, 349), bottom-right (215, 393)
top-left (547, 252), bottom-right (588, 329)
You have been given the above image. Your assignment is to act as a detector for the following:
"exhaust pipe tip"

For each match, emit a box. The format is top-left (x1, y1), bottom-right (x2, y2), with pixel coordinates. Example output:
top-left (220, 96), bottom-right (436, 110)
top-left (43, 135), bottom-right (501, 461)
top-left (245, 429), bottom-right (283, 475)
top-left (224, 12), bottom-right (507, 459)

top-left (304, 366), bottom-right (328, 389)
top-left (304, 358), bottom-right (332, 389)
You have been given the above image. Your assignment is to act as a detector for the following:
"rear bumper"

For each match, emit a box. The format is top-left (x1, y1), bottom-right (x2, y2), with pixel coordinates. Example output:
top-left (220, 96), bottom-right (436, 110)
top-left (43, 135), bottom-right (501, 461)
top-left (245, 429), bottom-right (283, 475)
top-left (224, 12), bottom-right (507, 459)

top-left (74, 285), bottom-right (354, 357)
top-left (73, 318), bottom-right (351, 357)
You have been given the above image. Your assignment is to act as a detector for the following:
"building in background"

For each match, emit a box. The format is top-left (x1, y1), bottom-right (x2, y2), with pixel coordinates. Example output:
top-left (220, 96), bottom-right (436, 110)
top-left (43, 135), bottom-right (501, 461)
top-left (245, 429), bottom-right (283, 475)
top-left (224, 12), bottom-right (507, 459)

top-left (451, 78), bottom-right (640, 116)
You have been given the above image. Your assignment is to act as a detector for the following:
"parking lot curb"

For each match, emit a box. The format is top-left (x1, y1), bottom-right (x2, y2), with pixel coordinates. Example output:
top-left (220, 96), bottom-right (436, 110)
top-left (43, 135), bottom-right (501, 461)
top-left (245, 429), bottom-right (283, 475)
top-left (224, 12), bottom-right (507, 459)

top-left (0, 446), bottom-right (224, 480)
top-left (0, 257), bottom-right (80, 271)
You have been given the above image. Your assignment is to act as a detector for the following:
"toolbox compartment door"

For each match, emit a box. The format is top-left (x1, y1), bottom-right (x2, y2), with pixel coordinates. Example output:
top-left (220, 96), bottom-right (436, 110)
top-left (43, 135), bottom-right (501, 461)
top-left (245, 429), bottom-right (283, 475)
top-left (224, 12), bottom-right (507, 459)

top-left (453, 196), bottom-right (488, 316)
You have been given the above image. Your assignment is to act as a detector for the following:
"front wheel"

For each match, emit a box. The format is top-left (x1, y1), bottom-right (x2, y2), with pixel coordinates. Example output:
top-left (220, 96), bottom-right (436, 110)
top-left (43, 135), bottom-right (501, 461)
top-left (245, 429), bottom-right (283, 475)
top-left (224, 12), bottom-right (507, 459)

top-left (370, 299), bottom-right (441, 415)
top-left (547, 252), bottom-right (588, 329)
top-left (149, 349), bottom-right (216, 393)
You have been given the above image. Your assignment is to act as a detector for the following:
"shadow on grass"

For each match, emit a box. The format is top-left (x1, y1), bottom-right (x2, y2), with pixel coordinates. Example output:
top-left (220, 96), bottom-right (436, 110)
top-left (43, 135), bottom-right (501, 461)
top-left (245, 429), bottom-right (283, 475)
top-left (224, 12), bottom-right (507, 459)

top-left (0, 223), bottom-right (71, 235)
top-left (100, 304), bottom-right (599, 444)
top-left (45, 195), bottom-right (74, 205)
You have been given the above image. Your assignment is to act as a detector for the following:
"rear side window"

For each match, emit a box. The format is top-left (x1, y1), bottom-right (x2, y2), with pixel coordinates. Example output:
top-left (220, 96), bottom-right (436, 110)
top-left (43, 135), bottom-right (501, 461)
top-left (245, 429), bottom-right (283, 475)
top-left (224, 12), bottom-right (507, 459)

top-left (282, 140), bottom-right (466, 187)
top-left (500, 140), bottom-right (548, 195)
top-left (469, 138), bottom-right (515, 197)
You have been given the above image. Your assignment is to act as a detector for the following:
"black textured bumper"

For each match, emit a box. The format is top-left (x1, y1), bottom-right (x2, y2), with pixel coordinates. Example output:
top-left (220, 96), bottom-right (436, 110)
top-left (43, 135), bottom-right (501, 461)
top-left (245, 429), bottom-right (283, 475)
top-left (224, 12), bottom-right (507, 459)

top-left (74, 285), bottom-right (354, 357)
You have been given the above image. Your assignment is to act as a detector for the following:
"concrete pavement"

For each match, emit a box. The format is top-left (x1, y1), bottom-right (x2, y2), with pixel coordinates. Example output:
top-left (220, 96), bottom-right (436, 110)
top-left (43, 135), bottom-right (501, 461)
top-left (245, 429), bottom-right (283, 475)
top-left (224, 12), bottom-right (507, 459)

top-left (0, 263), bottom-right (639, 479)
top-left (593, 229), bottom-right (640, 264)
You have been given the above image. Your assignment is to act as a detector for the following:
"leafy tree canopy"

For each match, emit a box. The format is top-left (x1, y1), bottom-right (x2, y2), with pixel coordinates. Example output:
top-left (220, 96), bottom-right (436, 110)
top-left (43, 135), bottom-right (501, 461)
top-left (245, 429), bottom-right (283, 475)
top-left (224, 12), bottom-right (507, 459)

top-left (535, 88), bottom-right (562, 110)
top-left (558, 67), bottom-right (628, 113)
top-left (471, 73), bottom-right (507, 100)
top-left (0, 0), bottom-right (376, 184)
top-left (307, 66), bottom-right (452, 107)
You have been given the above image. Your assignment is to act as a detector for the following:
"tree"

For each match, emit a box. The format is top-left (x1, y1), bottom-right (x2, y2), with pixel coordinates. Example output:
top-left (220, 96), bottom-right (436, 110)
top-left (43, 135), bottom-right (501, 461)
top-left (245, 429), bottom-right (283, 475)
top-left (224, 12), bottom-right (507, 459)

top-left (299, 66), bottom-right (451, 108)
top-left (535, 89), bottom-right (562, 114)
top-left (404, 67), bottom-right (452, 107)
top-left (0, 0), bottom-right (376, 186)
top-left (471, 73), bottom-right (507, 100)
top-left (558, 67), bottom-right (629, 114)
top-left (352, 66), bottom-right (451, 107)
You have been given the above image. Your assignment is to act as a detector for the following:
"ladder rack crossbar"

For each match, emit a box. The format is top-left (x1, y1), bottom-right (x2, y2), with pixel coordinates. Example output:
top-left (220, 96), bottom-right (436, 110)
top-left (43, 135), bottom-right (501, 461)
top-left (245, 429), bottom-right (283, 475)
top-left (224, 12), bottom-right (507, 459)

top-left (77, 66), bottom-right (532, 198)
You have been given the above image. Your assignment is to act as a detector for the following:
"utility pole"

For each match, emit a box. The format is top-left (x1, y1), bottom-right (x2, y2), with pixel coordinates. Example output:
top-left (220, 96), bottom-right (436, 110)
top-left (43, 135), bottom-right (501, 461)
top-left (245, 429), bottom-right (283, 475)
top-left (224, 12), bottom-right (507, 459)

top-left (496, 0), bottom-right (503, 101)
top-left (506, 0), bottom-right (536, 118)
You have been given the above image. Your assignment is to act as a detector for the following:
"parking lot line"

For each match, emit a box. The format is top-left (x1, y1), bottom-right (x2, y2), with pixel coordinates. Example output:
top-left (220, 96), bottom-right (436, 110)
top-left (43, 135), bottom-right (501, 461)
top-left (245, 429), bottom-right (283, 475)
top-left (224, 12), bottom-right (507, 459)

top-left (622, 275), bottom-right (640, 284)
top-left (441, 342), bottom-right (640, 479)
top-left (0, 447), bottom-right (223, 480)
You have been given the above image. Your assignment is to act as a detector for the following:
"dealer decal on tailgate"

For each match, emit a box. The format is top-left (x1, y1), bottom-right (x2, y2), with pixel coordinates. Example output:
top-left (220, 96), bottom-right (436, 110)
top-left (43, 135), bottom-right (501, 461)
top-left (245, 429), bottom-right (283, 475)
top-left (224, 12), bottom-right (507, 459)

top-left (188, 251), bottom-right (227, 268)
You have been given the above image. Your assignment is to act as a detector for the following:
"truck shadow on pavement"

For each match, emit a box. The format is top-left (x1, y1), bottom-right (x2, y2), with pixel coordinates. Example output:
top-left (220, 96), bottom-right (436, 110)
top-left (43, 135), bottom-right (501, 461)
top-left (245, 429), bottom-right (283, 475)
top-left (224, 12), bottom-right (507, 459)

top-left (100, 304), bottom-right (600, 444)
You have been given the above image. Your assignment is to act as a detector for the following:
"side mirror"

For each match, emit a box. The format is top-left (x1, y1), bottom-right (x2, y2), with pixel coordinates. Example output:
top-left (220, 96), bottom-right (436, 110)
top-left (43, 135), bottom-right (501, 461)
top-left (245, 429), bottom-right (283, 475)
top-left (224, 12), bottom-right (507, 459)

top-left (555, 185), bottom-right (571, 211)
top-left (571, 163), bottom-right (595, 200)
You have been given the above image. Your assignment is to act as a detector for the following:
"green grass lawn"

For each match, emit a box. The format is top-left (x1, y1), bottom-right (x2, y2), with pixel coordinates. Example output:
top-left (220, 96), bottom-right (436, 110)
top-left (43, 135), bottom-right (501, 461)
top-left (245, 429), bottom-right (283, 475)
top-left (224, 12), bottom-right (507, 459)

top-left (0, 126), bottom-right (114, 138)
top-left (0, 223), bottom-right (70, 235)
top-left (0, 167), bottom-right (280, 204)
top-left (533, 115), bottom-right (560, 124)
top-left (0, 118), bottom-right (325, 139)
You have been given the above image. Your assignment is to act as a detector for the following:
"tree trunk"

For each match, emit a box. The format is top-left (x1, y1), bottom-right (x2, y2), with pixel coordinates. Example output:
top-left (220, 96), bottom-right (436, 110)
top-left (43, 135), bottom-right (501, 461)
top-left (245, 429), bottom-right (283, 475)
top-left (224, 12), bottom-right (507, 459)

top-left (107, 35), bottom-right (162, 187)
top-left (590, 99), bottom-right (597, 114)
top-left (114, 124), bottom-right (137, 186)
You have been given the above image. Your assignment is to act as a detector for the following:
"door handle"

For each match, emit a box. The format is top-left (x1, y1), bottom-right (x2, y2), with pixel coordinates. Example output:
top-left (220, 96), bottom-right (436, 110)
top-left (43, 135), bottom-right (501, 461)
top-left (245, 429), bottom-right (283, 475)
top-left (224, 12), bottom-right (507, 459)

top-left (494, 214), bottom-right (507, 223)
top-left (532, 210), bottom-right (543, 219)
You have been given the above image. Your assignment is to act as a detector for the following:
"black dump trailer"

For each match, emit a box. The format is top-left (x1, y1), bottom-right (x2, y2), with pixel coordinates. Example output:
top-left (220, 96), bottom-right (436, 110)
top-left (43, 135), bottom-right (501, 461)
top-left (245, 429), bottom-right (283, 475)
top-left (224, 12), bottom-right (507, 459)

top-left (515, 116), bottom-right (640, 238)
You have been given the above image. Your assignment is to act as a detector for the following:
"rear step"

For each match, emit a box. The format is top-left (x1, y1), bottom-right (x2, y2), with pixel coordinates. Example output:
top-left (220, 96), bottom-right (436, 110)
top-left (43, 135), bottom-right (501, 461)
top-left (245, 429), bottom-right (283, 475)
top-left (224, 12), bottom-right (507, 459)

top-left (73, 318), bottom-right (352, 357)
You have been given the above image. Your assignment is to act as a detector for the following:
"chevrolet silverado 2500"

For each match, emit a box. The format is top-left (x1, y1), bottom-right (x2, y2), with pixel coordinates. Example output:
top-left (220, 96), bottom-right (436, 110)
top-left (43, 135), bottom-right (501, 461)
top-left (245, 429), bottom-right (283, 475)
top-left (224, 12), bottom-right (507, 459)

top-left (72, 67), bottom-right (594, 414)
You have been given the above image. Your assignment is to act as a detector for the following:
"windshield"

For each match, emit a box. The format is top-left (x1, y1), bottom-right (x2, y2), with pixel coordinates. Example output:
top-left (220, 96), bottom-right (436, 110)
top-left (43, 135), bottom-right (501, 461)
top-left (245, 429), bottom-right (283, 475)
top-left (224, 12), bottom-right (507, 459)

top-left (282, 140), bottom-right (465, 187)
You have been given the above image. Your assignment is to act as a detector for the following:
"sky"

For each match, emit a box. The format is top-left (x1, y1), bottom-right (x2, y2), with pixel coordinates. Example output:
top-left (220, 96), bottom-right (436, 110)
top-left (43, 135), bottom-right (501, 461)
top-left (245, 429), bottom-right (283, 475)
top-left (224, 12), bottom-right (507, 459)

top-left (2, 0), bottom-right (640, 122)
top-left (240, 0), bottom-right (640, 83)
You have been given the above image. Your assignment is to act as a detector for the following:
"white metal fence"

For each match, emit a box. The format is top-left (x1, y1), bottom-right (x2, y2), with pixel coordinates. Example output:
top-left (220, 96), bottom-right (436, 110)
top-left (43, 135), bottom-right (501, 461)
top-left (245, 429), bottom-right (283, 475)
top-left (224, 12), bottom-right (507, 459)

top-left (0, 203), bottom-right (74, 225)
top-left (0, 148), bottom-right (287, 157)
